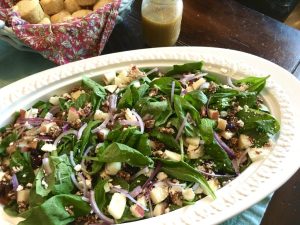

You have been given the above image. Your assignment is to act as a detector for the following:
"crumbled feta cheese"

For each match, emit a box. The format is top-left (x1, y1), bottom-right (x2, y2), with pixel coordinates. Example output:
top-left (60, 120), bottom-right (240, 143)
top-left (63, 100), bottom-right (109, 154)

top-left (12, 166), bottom-right (23, 173)
top-left (237, 119), bottom-right (244, 127)
top-left (150, 185), bottom-right (169, 204)
top-left (182, 188), bottom-right (195, 201)
top-left (26, 183), bottom-right (32, 188)
top-left (41, 143), bottom-right (57, 152)
top-left (41, 179), bottom-right (48, 189)
top-left (132, 80), bottom-right (141, 88)
top-left (221, 131), bottom-right (234, 140)
top-left (163, 150), bottom-right (181, 161)
top-left (25, 108), bottom-right (39, 119)
top-left (49, 96), bottom-right (60, 105)
top-left (74, 164), bottom-right (82, 172)
top-left (220, 111), bottom-right (228, 117)
top-left (108, 193), bottom-right (126, 219)
top-left (105, 162), bottom-right (122, 175)
top-left (156, 172), bottom-right (168, 181)
top-left (16, 185), bottom-right (24, 192)
top-left (94, 110), bottom-right (109, 121)
top-left (153, 202), bottom-right (167, 217)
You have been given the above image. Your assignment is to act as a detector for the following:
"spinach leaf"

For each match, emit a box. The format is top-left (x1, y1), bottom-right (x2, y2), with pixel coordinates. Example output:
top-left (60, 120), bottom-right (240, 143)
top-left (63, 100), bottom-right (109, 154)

top-left (112, 177), bottom-right (130, 190)
top-left (150, 77), bottom-right (182, 96)
top-left (57, 135), bottom-right (76, 156)
top-left (174, 95), bottom-right (201, 137)
top-left (18, 194), bottom-right (91, 225)
top-left (4, 200), bottom-right (19, 217)
top-left (97, 143), bottom-right (153, 167)
top-left (166, 61), bottom-right (203, 76)
top-left (150, 128), bottom-right (180, 152)
top-left (118, 83), bottom-right (149, 109)
top-left (0, 132), bottom-right (18, 156)
top-left (35, 168), bottom-right (55, 197)
top-left (134, 97), bottom-right (173, 126)
top-left (237, 108), bottom-right (280, 135)
top-left (157, 159), bottom-right (216, 199)
top-left (74, 93), bottom-right (89, 109)
top-left (78, 120), bottom-right (100, 156)
top-left (10, 150), bottom-right (35, 185)
top-left (107, 127), bottom-right (151, 156)
top-left (184, 90), bottom-right (208, 109)
top-left (234, 76), bottom-right (270, 94)
top-left (94, 179), bottom-right (108, 211)
top-left (208, 89), bottom-right (239, 110)
top-left (203, 73), bottom-right (221, 84)
top-left (29, 181), bottom-right (46, 207)
top-left (32, 101), bottom-right (51, 117)
top-left (204, 142), bottom-right (235, 174)
top-left (199, 119), bottom-right (216, 144)
top-left (129, 175), bottom-right (148, 191)
top-left (82, 76), bottom-right (106, 100)
top-left (236, 92), bottom-right (257, 108)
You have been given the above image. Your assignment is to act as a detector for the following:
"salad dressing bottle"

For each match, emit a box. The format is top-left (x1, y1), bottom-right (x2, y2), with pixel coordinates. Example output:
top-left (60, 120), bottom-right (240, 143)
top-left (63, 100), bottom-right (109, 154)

top-left (141, 0), bottom-right (183, 47)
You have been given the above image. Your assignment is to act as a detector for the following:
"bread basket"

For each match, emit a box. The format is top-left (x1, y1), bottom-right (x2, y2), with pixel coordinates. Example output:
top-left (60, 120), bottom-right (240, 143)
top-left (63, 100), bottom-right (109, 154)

top-left (0, 0), bottom-right (132, 64)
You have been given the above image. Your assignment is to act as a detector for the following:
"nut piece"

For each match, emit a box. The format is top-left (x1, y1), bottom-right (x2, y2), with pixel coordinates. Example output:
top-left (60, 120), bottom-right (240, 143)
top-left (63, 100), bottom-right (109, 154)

top-left (76, 0), bottom-right (97, 6)
top-left (64, 0), bottom-right (81, 13)
top-left (13, 1), bottom-right (44, 24)
top-left (40, 0), bottom-right (64, 16)
top-left (72, 9), bottom-right (93, 19)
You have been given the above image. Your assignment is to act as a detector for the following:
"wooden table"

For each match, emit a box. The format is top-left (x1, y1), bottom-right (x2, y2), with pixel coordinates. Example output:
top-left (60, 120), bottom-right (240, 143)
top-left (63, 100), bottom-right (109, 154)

top-left (103, 0), bottom-right (300, 224)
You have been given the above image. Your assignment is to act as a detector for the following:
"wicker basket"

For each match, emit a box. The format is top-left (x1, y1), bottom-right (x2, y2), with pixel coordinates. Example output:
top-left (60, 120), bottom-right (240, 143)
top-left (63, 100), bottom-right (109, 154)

top-left (0, 0), bottom-right (132, 64)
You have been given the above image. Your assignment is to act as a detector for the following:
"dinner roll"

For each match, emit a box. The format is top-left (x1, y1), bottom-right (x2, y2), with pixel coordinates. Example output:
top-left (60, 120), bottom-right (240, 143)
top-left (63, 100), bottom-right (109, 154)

top-left (72, 9), bottom-right (92, 19)
top-left (13, 0), bottom-right (44, 24)
top-left (38, 17), bottom-right (51, 24)
top-left (76, 0), bottom-right (97, 6)
top-left (51, 10), bottom-right (73, 23)
top-left (40, 0), bottom-right (64, 15)
top-left (64, 0), bottom-right (81, 14)
top-left (93, 0), bottom-right (113, 10)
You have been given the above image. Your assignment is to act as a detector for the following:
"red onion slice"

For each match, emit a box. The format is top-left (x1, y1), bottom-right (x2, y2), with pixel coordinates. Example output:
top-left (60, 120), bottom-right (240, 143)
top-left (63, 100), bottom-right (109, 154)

top-left (81, 146), bottom-right (94, 173)
top-left (142, 162), bottom-right (162, 189)
top-left (69, 151), bottom-right (76, 167)
top-left (42, 157), bottom-right (52, 175)
top-left (213, 132), bottom-right (236, 159)
top-left (71, 173), bottom-right (82, 191)
top-left (111, 187), bottom-right (149, 211)
top-left (109, 94), bottom-right (118, 113)
top-left (91, 113), bottom-right (112, 133)
top-left (176, 113), bottom-right (190, 141)
top-left (77, 123), bottom-right (87, 139)
top-left (227, 77), bottom-right (240, 91)
top-left (11, 174), bottom-right (19, 191)
top-left (54, 129), bottom-right (78, 147)
top-left (119, 120), bottom-right (140, 126)
top-left (90, 190), bottom-right (115, 224)
top-left (131, 110), bottom-right (144, 133)
top-left (198, 170), bottom-right (236, 178)
top-left (171, 81), bottom-right (175, 104)
top-left (130, 185), bottom-right (143, 198)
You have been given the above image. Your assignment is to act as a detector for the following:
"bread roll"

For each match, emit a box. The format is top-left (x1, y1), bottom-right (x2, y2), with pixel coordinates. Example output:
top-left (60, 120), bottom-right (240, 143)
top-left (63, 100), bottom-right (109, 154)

top-left (38, 17), bottom-right (51, 24)
top-left (64, 0), bottom-right (81, 14)
top-left (40, 0), bottom-right (64, 15)
top-left (76, 0), bottom-right (97, 6)
top-left (93, 0), bottom-right (113, 10)
top-left (13, 1), bottom-right (44, 24)
top-left (51, 10), bottom-right (73, 23)
top-left (72, 9), bottom-right (92, 18)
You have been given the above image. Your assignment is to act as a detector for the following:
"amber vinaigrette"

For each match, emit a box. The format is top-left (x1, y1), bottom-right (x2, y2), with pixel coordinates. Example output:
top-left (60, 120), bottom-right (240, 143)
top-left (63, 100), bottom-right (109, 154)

top-left (142, 0), bottom-right (183, 47)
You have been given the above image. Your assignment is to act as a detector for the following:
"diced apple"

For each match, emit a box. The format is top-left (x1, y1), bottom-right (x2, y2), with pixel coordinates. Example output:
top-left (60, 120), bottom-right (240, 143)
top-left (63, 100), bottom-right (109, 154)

top-left (192, 78), bottom-right (206, 90)
top-left (238, 134), bottom-right (252, 149)
top-left (217, 118), bottom-right (227, 131)
top-left (153, 202), bottom-right (167, 217)
top-left (94, 110), bottom-right (109, 121)
top-left (130, 204), bottom-right (144, 218)
top-left (185, 137), bottom-right (200, 146)
top-left (103, 71), bottom-right (116, 85)
top-left (220, 131), bottom-right (234, 140)
top-left (104, 85), bottom-right (118, 93)
top-left (248, 147), bottom-right (270, 162)
top-left (49, 96), bottom-right (60, 105)
top-left (164, 150), bottom-right (181, 161)
top-left (67, 107), bottom-right (80, 123)
top-left (108, 193), bottom-right (126, 219)
top-left (150, 185), bottom-right (169, 204)
top-left (105, 162), bottom-right (122, 175)
top-left (156, 172), bottom-right (168, 181)
top-left (71, 90), bottom-right (84, 100)
top-left (208, 109), bottom-right (219, 120)
top-left (182, 188), bottom-right (195, 201)
top-left (187, 145), bottom-right (204, 159)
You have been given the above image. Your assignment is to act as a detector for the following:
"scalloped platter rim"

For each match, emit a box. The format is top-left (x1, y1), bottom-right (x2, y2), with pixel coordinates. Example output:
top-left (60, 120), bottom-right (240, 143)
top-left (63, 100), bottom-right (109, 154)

top-left (0, 47), bottom-right (299, 225)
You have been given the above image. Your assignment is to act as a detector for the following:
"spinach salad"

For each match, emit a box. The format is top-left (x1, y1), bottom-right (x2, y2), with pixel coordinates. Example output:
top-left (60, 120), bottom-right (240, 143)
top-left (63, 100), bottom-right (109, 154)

top-left (0, 62), bottom-right (280, 224)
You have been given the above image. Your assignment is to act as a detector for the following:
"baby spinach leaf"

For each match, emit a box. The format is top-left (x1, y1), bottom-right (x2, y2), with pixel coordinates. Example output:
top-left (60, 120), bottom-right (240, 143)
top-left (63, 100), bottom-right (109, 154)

top-left (208, 89), bottom-right (239, 110)
top-left (150, 77), bottom-right (182, 95)
top-left (112, 177), bottom-right (130, 191)
top-left (150, 129), bottom-right (180, 152)
top-left (237, 108), bottom-right (280, 135)
top-left (234, 76), bottom-right (270, 94)
top-left (107, 127), bottom-right (151, 156)
top-left (203, 73), bottom-right (221, 84)
top-left (118, 86), bottom-right (133, 109)
top-left (4, 200), bottom-right (19, 217)
top-left (97, 143), bottom-right (153, 167)
top-left (94, 179), bottom-right (108, 211)
top-left (74, 93), bottom-right (89, 109)
top-left (29, 181), bottom-right (46, 208)
top-left (204, 142), bottom-right (235, 174)
top-left (199, 119), bottom-right (216, 144)
top-left (174, 95), bottom-right (201, 137)
top-left (184, 90), bottom-right (208, 109)
top-left (129, 175), bottom-right (148, 191)
top-left (32, 101), bottom-right (51, 117)
top-left (236, 92), bottom-right (257, 108)
top-left (166, 61), bottom-right (204, 76)
top-left (10, 150), bottom-right (35, 185)
top-left (118, 83), bottom-right (149, 109)
top-left (79, 120), bottom-right (100, 156)
top-left (18, 194), bottom-right (91, 225)
top-left (82, 76), bottom-right (106, 100)
top-left (35, 168), bottom-right (55, 197)
top-left (0, 132), bottom-right (18, 156)
top-left (157, 159), bottom-right (216, 199)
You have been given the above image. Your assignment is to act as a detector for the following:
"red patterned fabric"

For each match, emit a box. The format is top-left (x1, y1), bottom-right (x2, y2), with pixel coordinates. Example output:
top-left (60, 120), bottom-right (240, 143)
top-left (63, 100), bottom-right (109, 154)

top-left (0, 0), bottom-right (121, 64)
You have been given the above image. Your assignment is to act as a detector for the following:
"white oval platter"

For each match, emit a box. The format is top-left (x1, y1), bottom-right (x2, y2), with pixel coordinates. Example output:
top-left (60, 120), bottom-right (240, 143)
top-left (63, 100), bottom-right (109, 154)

top-left (0, 47), bottom-right (299, 225)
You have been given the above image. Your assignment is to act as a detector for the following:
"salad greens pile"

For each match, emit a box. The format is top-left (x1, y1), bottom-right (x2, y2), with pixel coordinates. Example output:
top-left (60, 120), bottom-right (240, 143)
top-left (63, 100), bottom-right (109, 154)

top-left (0, 61), bottom-right (280, 225)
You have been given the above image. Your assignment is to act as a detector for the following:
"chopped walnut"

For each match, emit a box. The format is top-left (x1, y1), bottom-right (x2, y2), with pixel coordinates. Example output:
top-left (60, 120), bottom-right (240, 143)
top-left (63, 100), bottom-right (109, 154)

top-left (159, 127), bottom-right (175, 134)
top-left (169, 191), bottom-right (183, 206)
top-left (48, 124), bottom-right (62, 138)
top-left (78, 103), bottom-right (92, 118)
top-left (117, 170), bottom-right (131, 182)
top-left (149, 88), bottom-right (159, 97)
top-left (145, 120), bottom-right (156, 129)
